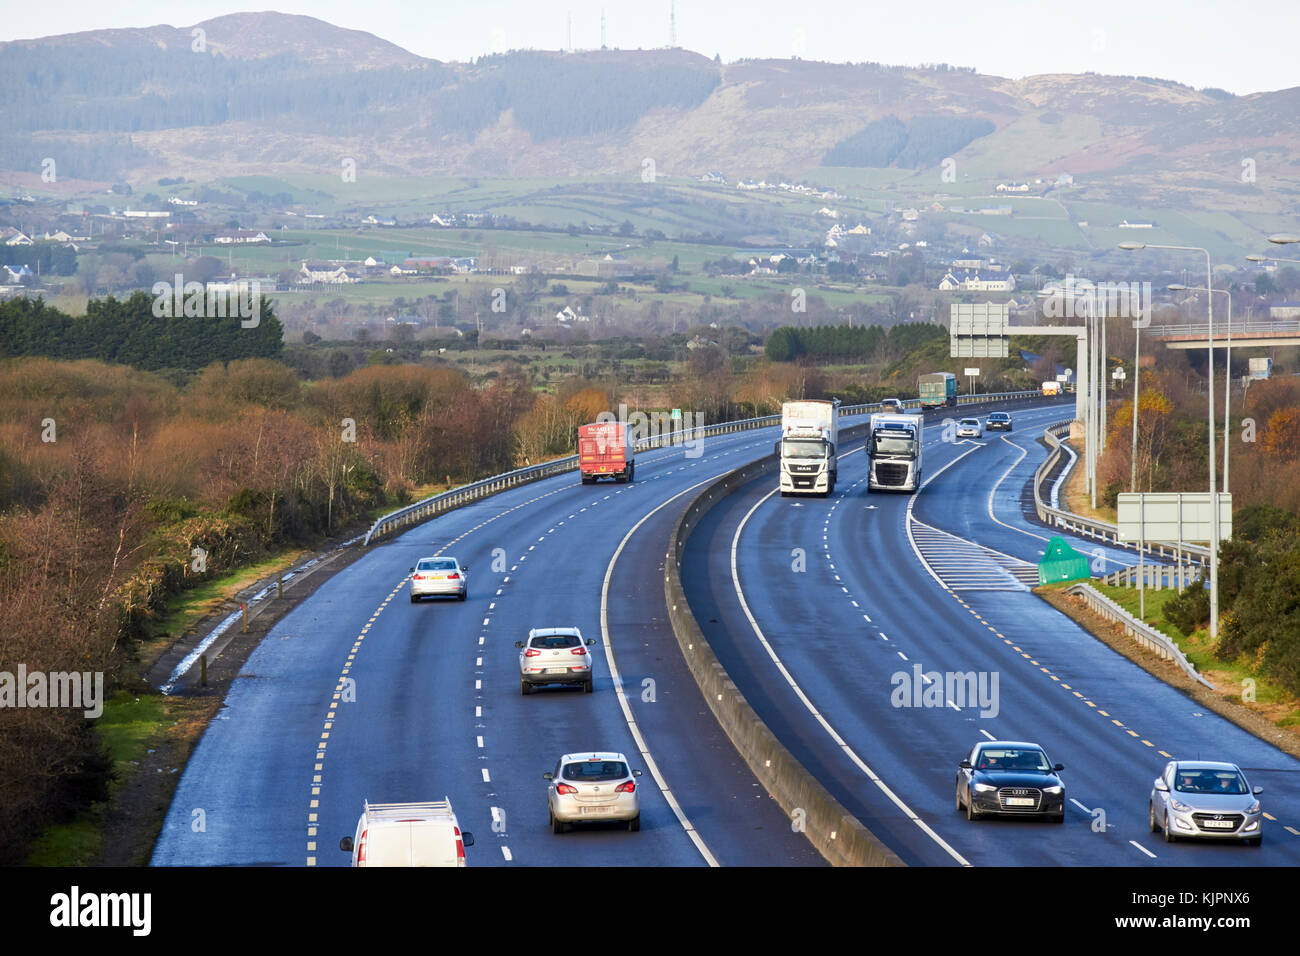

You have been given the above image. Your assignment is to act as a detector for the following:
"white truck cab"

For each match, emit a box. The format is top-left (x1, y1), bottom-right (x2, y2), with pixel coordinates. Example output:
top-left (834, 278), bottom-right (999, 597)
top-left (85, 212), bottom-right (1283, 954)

top-left (339, 799), bottom-right (474, 867)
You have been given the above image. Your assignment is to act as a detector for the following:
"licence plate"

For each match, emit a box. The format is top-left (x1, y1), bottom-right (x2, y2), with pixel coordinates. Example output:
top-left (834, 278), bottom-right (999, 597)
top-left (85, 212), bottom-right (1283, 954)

top-left (581, 806), bottom-right (609, 814)
top-left (1203, 819), bottom-right (1235, 829)
top-left (1006, 797), bottom-right (1035, 807)
top-left (546, 667), bottom-right (567, 674)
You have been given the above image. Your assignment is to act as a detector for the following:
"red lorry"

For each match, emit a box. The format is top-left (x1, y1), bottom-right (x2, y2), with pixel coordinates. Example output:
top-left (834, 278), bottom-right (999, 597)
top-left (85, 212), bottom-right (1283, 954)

top-left (578, 422), bottom-right (635, 484)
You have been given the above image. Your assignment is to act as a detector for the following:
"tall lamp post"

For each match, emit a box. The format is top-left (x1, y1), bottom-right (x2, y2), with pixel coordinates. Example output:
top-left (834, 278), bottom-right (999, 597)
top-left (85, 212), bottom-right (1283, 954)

top-left (1169, 284), bottom-right (1232, 494)
top-left (1119, 242), bottom-right (1221, 641)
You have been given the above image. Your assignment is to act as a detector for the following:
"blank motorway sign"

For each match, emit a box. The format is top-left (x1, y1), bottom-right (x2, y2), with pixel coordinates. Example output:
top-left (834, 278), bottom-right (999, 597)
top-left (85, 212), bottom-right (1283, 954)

top-left (1116, 492), bottom-right (1232, 545)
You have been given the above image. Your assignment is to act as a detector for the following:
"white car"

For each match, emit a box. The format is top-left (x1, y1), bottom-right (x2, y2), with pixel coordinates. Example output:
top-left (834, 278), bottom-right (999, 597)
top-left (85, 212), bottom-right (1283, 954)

top-left (339, 799), bottom-right (474, 866)
top-left (545, 752), bottom-right (642, 833)
top-left (409, 556), bottom-right (467, 602)
top-left (956, 417), bottom-right (983, 439)
top-left (517, 627), bottom-right (597, 693)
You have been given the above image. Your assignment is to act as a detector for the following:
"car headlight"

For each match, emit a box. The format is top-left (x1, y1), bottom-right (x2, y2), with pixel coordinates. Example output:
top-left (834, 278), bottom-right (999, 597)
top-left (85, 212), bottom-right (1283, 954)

top-left (1169, 798), bottom-right (1192, 813)
top-left (1246, 801), bottom-right (1260, 814)
top-left (973, 783), bottom-right (997, 793)
top-left (1042, 785), bottom-right (1063, 795)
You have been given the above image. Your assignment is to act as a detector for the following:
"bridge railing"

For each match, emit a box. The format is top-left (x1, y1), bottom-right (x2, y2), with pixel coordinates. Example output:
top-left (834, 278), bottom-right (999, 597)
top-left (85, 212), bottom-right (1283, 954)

top-left (1149, 320), bottom-right (1300, 337)
top-left (1032, 420), bottom-right (1211, 568)
top-left (363, 389), bottom-right (1050, 545)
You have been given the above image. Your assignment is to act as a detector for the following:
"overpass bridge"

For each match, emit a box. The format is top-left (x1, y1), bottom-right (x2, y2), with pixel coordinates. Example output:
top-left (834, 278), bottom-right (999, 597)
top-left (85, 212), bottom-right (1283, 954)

top-left (1152, 319), bottom-right (1300, 349)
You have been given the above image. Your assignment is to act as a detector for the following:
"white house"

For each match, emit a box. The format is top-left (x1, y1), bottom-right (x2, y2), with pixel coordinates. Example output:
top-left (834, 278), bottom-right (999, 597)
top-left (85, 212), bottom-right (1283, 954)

top-left (299, 262), bottom-right (357, 284)
top-left (938, 270), bottom-right (1016, 292)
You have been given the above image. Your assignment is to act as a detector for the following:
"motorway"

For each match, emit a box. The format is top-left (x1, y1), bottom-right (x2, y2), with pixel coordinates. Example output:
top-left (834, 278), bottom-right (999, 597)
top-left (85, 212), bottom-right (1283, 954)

top-left (151, 424), bottom-right (828, 867)
top-left (681, 402), bottom-right (1300, 866)
top-left (151, 398), bottom-right (1300, 867)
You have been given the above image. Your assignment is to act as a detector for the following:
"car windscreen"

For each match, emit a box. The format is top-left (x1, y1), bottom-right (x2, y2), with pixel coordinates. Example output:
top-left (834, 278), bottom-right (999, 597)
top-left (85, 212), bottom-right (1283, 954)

top-left (976, 748), bottom-right (1050, 772)
top-left (960, 420), bottom-right (979, 426)
top-left (563, 761), bottom-right (629, 782)
top-left (531, 634), bottom-right (580, 649)
top-left (989, 414), bottom-right (1009, 421)
top-left (872, 435), bottom-right (915, 456)
top-left (782, 440), bottom-right (826, 458)
top-left (1176, 770), bottom-right (1247, 794)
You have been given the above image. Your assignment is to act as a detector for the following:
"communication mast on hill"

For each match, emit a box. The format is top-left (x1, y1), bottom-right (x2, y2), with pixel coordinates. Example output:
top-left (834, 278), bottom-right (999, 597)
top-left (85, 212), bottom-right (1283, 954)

top-left (601, 8), bottom-right (607, 49)
top-left (670, 1), bottom-right (677, 48)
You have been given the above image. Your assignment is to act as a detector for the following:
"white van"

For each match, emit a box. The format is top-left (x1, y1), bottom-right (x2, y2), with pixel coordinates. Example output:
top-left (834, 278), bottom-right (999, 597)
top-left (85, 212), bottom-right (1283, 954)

top-left (339, 799), bottom-right (474, 867)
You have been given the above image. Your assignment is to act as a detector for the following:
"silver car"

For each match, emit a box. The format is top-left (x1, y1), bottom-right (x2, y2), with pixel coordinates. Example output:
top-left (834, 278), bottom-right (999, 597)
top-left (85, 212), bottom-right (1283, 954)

top-left (517, 627), bottom-right (597, 694)
top-left (1149, 760), bottom-right (1263, 845)
top-left (409, 556), bottom-right (467, 602)
top-left (956, 417), bottom-right (982, 439)
top-left (545, 752), bottom-right (642, 832)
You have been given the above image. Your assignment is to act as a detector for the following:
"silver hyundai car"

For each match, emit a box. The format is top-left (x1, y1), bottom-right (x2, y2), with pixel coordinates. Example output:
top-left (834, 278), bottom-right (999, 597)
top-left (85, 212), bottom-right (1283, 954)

top-left (544, 752), bottom-right (642, 833)
top-left (409, 556), bottom-right (467, 602)
top-left (1149, 760), bottom-right (1263, 845)
top-left (517, 627), bottom-right (597, 694)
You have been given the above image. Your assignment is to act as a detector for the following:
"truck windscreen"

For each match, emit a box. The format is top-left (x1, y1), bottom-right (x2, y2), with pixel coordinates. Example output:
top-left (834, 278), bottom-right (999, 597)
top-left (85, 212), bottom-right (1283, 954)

top-left (873, 435), bottom-right (915, 456)
top-left (782, 440), bottom-right (827, 458)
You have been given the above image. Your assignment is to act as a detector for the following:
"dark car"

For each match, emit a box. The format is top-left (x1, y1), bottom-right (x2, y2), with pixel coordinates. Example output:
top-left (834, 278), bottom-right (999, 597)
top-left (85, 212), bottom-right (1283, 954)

top-left (986, 411), bottom-right (1013, 431)
top-left (956, 740), bottom-right (1065, 822)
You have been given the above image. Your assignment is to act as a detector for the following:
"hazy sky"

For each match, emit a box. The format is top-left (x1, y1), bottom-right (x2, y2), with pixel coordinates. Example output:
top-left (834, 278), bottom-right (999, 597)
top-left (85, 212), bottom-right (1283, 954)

top-left (7, 0), bottom-right (1298, 96)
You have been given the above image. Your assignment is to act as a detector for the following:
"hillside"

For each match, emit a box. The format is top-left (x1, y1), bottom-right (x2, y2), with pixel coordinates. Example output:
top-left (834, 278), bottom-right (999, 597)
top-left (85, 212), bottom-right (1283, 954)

top-left (2, 12), bottom-right (1299, 215)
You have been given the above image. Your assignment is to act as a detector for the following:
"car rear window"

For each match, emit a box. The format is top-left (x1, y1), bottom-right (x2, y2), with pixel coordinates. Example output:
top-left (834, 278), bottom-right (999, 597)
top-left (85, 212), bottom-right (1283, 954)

top-left (417, 559), bottom-right (457, 571)
top-left (532, 634), bottom-right (581, 649)
top-left (990, 413), bottom-right (1009, 420)
top-left (562, 760), bottom-right (629, 782)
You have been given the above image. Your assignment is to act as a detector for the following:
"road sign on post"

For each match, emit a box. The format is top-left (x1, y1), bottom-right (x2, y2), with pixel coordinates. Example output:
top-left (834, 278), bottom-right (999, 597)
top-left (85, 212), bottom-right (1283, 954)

top-left (1117, 492), bottom-right (1232, 544)
top-left (950, 303), bottom-right (1009, 358)
top-left (964, 367), bottom-right (979, 395)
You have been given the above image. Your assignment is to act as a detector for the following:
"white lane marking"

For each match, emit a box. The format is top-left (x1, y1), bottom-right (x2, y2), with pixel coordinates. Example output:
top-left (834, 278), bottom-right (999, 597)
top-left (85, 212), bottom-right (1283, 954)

top-left (988, 434), bottom-right (1133, 570)
top-left (731, 489), bottom-right (971, 867)
top-left (601, 476), bottom-right (722, 867)
top-left (1069, 798), bottom-right (1092, 813)
top-left (986, 437), bottom-right (1049, 544)
top-left (1130, 841), bottom-right (1157, 859)
top-left (501, 846), bottom-right (513, 861)
top-left (979, 729), bottom-right (997, 741)
top-left (475, 706), bottom-right (481, 717)
top-left (477, 736), bottom-right (484, 748)
top-left (481, 769), bottom-right (491, 782)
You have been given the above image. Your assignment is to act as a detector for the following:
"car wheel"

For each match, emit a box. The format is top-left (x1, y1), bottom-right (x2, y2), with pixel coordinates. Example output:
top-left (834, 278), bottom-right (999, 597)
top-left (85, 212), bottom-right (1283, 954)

top-left (458, 590), bottom-right (467, 601)
top-left (628, 815), bottom-right (640, 832)
top-left (550, 809), bottom-right (564, 834)
top-left (1163, 811), bottom-right (1177, 843)
top-left (584, 678), bottom-right (593, 694)
top-left (966, 789), bottom-right (980, 821)
top-left (520, 680), bottom-right (532, 696)
top-left (1149, 803), bottom-right (1159, 833)
top-left (1052, 810), bottom-right (1065, 824)
top-left (409, 593), bottom-right (419, 603)
top-left (956, 784), bottom-right (964, 812)
top-left (1246, 835), bottom-right (1262, 847)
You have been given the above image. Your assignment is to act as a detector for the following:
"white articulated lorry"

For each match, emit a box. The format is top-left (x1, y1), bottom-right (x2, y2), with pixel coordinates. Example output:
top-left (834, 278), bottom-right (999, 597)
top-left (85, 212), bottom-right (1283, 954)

top-left (866, 413), bottom-right (923, 492)
top-left (778, 399), bottom-right (839, 497)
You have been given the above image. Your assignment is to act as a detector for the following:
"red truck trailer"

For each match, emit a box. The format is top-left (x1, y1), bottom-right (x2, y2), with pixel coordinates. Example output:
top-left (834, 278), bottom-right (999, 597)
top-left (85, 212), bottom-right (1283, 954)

top-left (578, 422), bottom-right (635, 484)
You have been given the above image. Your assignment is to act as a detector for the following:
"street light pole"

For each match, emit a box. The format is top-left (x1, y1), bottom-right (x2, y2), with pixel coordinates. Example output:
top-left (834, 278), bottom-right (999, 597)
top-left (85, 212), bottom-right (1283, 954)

top-left (1120, 242), bottom-right (1220, 641)
top-left (1170, 284), bottom-right (1233, 495)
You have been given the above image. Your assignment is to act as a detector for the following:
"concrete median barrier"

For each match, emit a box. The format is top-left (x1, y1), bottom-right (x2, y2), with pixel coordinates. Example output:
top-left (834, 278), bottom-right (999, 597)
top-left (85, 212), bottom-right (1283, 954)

top-left (664, 422), bottom-right (905, 867)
